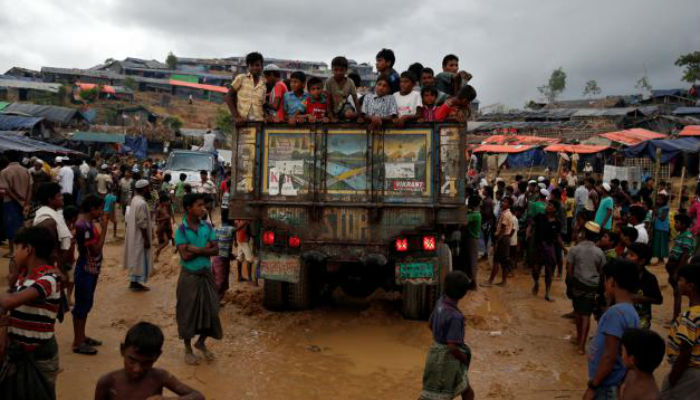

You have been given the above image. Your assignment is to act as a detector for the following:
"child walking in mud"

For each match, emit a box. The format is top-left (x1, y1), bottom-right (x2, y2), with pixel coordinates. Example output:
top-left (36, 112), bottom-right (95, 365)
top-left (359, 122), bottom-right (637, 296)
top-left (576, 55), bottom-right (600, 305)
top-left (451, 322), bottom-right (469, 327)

top-left (174, 193), bottom-right (222, 365)
top-left (94, 322), bottom-right (204, 399)
top-left (420, 271), bottom-right (474, 400)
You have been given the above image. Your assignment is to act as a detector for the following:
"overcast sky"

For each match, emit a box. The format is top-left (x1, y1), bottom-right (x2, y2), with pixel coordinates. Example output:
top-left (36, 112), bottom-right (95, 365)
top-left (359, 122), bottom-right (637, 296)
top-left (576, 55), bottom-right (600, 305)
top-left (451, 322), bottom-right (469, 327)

top-left (0, 0), bottom-right (698, 108)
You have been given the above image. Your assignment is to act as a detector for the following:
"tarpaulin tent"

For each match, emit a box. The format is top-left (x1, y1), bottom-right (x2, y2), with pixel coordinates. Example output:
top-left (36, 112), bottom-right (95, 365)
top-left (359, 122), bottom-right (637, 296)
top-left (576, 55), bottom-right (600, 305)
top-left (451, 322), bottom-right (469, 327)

top-left (121, 136), bottom-right (148, 159)
top-left (71, 132), bottom-right (126, 144)
top-left (472, 145), bottom-right (545, 168)
top-left (624, 137), bottom-right (700, 163)
top-left (0, 131), bottom-right (81, 154)
top-left (480, 135), bottom-right (559, 146)
top-left (544, 144), bottom-right (609, 154)
top-left (595, 128), bottom-right (667, 146)
top-left (679, 125), bottom-right (700, 136)
top-left (472, 144), bottom-right (535, 153)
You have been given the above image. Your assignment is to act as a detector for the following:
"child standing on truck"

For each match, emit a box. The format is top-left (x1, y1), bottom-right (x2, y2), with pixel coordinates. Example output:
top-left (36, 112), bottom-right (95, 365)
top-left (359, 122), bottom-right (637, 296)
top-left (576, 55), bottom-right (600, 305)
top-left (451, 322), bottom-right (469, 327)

top-left (305, 77), bottom-right (329, 122)
top-left (417, 86), bottom-right (439, 122)
top-left (375, 48), bottom-right (399, 94)
top-left (283, 71), bottom-right (310, 124)
top-left (264, 64), bottom-right (287, 122)
top-left (361, 75), bottom-right (398, 130)
top-left (326, 56), bottom-right (361, 121)
top-left (420, 271), bottom-right (474, 400)
top-left (393, 71), bottom-right (422, 127)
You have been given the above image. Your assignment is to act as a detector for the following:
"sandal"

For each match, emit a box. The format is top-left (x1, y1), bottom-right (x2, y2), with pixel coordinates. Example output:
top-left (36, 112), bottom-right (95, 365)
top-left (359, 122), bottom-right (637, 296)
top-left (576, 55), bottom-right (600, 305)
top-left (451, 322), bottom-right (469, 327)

top-left (73, 343), bottom-right (98, 355)
top-left (184, 351), bottom-right (199, 365)
top-left (84, 337), bottom-right (102, 346)
top-left (195, 344), bottom-right (215, 361)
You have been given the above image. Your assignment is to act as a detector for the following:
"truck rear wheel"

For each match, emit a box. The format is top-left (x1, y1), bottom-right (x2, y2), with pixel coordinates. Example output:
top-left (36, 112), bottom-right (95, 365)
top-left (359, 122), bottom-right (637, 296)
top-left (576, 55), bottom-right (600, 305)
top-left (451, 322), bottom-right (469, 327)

top-left (401, 283), bottom-right (440, 320)
top-left (263, 279), bottom-right (287, 311)
top-left (287, 260), bottom-right (311, 310)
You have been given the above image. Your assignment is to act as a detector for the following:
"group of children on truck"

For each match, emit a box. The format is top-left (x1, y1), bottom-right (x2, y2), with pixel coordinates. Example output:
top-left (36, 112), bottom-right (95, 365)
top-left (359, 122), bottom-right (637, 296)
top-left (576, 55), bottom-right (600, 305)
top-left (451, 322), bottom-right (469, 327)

top-left (225, 49), bottom-right (477, 128)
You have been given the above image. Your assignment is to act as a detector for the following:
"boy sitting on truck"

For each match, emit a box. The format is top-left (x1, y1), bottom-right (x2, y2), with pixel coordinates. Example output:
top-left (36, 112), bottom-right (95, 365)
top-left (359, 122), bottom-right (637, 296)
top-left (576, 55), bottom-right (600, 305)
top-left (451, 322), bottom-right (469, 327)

top-left (420, 271), bottom-right (474, 400)
top-left (283, 71), bottom-right (310, 125)
top-left (305, 77), bottom-right (329, 122)
top-left (325, 56), bottom-right (361, 121)
top-left (393, 71), bottom-right (422, 127)
top-left (361, 75), bottom-right (398, 130)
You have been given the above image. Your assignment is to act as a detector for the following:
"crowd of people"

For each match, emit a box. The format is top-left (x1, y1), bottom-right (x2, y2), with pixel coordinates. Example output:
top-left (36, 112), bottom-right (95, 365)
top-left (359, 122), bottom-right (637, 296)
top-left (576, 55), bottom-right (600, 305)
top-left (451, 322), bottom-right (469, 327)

top-left (0, 48), bottom-right (698, 400)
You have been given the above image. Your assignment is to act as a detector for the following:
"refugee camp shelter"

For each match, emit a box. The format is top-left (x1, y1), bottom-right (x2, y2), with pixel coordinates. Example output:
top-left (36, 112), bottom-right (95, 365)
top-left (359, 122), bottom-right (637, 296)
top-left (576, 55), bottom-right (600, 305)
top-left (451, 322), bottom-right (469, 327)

top-left (2, 103), bottom-right (84, 127)
top-left (584, 128), bottom-right (667, 147)
top-left (0, 78), bottom-right (63, 102)
top-left (679, 125), bottom-right (700, 136)
top-left (0, 131), bottom-right (81, 155)
top-left (0, 115), bottom-right (50, 137)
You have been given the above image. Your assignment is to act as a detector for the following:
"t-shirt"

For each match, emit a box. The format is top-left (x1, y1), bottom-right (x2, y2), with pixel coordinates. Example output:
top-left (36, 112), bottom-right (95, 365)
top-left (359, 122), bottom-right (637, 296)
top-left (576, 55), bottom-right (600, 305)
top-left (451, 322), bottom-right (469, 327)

top-left (634, 269), bottom-right (663, 329)
top-left (434, 72), bottom-right (455, 95)
top-left (75, 219), bottom-right (103, 274)
top-left (653, 205), bottom-right (670, 232)
top-left (325, 77), bottom-right (357, 115)
top-left (588, 303), bottom-right (640, 387)
top-left (175, 219), bottom-right (216, 271)
top-left (495, 209), bottom-right (514, 237)
top-left (58, 165), bottom-right (74, 194)
top-left (361, 93), bottom-right (398, 118)
top-left (119, 177), bottom-right (133, 203)
top-left (528, 200), bottom-right (546, 219)
top-left (429, 296), bottom-right (464, 345)
top-left (667, 305), bottom-right (700, 367)
top-left (595, 196), bottom-right (614, 231)
top-left (393, 91), bottom-right (422, 117)
top-left (283, 91), bottom-right (310, 117)
top-left (174, 181), bottom-right (186, 198)
top-left (267, 81), bottom-right (288, 121)
top-left (465, 211), bottom-right (481, 239)
top-left (632, 223), bottom-right (649, 244)
top-left (510, 214), bottom-right (519, 246)
top-left (201, 132), bottom-right (216, 152)
top-left (384, 68), bottom-right (400, 94)
top-left (231, 73), bottom-right (266, 121)
top-left (8, 266), bottom-right (61, 351)
top-left (95, 173), bottom-right (112, 195)
top-left (669, 230), bottom-right (696, 262)
top-left (565, 198), bottom-right (576, 218)
top-left (235, 220), bottom-right (249, 243)
top-left (305, 94), bottom-right (328, 119)
top-left (104, 193), bottom-right (117, 213)
top-left (567, 240), bottom-right (605, 287)
top-left (535, 214), bottom-right (560, 244)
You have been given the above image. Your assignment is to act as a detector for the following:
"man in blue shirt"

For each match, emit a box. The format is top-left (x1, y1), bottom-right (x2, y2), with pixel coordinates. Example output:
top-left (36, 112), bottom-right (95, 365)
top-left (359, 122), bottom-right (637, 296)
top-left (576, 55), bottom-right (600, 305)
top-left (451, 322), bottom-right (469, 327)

top-left (585, 259), bottom-right (640, 399)
top-left (595, 183), bottom-right (614, 231)
top-left (175, 193), bottom-right (221, 365)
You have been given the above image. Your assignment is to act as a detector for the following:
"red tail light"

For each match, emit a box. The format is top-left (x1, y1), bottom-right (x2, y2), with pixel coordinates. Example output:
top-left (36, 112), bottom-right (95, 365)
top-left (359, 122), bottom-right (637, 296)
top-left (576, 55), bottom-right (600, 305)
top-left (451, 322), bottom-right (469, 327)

top-left (395, 238), bottom-right (408, 252)
top-left (263, 231), bottom-right (275, 246)
top-left (289, 236), bottom-right (301, 248)
top-left (423, 235), bottom-right (436, 251)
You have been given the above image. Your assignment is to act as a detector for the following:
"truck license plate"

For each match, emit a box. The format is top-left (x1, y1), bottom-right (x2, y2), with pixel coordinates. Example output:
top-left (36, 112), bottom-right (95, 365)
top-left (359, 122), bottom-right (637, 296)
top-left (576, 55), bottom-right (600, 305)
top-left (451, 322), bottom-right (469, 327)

top-left (396, 261), bottom-right (436, 284)
top-left (260, 254), bottom-right (300, 283)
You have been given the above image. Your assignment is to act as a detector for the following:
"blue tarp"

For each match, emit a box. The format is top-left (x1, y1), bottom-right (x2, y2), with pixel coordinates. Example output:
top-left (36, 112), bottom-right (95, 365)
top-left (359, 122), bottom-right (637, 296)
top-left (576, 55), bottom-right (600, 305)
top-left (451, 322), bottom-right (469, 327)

top-left (0, 132), bottom-right (81, 154)
top-left (624, 137), bottom-right (700, 163)
top-left (506, 148), bottom-right (545, 168)
top-left (0, 115), bottom-right (44, 130)
top-left (121, 136), bottom-right (148, 159)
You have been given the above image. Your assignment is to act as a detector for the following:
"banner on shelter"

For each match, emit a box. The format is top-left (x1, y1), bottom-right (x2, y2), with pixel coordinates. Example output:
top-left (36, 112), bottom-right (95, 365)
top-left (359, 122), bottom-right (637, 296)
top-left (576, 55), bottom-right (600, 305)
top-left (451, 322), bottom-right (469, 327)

top-left (603, 165), bottom-right (642, 187)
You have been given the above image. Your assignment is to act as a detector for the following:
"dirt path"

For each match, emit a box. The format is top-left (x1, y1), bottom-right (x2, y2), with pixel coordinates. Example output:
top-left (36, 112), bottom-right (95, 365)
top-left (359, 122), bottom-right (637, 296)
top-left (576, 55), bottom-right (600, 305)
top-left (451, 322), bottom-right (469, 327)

top-left (0, 232), bottom-right (675, 399)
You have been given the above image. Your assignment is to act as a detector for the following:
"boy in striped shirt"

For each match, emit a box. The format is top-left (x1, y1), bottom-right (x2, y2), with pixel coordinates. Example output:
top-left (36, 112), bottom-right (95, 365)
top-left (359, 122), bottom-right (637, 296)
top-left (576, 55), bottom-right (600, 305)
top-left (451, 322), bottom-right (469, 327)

top-left (0, 226), bottom-right (63, 398)
top-left (662, 263), bottom-right (700, 398)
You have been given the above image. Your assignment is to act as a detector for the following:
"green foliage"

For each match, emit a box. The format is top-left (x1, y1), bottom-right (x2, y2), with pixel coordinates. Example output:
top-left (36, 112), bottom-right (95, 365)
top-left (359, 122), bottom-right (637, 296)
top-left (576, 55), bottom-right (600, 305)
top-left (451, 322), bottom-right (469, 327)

top-left (166, 52), bottom-right (178, 70)
top-left (675, 51), bottom-right (700, 83)
top-left (635, 74), bottom-right (653, 93)
top-left (215, 107), bottom-right (234, 134)
top-left (80, 86), bottom-right (100, 103)
top-left (524, 100), bottom-right (541, 110)
top-left (163, 115), bottom-right (183, 132)
top-left (104, 57), bottom-right (116, 65)
top-left (123, 77), bottom-right (137, 91)
top-left (102, 108), bottom-right (120, 124)
top-left (583, 80), bottom-right (601, 97)
top-left (538, 67), bottom-right (567, 102)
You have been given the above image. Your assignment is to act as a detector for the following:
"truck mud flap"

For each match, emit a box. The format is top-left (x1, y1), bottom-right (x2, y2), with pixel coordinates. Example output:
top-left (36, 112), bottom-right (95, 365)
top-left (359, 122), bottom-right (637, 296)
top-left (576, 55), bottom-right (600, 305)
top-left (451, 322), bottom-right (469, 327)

top-left (263, 279), bottom-right (287, 311)
top-left (401, 283), bottom-right (440, 320)
top-left (287, 260), bottom-right (311, 310)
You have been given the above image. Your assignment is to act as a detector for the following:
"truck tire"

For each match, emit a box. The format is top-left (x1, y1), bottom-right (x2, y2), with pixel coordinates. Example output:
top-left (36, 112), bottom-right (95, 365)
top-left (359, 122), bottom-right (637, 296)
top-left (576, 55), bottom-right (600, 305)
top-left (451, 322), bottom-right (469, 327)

top-left (263, 279), bottom-right (287, 311)
top-left (287, 260), bottom-right (311, 310)
top-left (401, 283), bottom-right (440, 320)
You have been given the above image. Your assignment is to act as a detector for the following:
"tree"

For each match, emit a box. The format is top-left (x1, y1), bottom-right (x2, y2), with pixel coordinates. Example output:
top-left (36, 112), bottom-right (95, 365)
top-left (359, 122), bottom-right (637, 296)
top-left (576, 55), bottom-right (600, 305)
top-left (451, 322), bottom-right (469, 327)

top-left (635, 73), bottom-right (653, 94)
top-left (215, 107), bottom-right (234, 134)
top-left (163, 116), bottom-right (183, 132)
top-left (538, 67), bottom-right (567, 103)
top-left (80, 86), bottom-right (100, 103)
top-left (582, 80), bottom-right (601, 98)
top-left (675, 51), bottom-right (700, 84)
top-left (166, 52), bottom-right (178, 70)
top-left (104, 58), bottom-right (115, 65)
top-left (123, 77), bottom-right (137, 91)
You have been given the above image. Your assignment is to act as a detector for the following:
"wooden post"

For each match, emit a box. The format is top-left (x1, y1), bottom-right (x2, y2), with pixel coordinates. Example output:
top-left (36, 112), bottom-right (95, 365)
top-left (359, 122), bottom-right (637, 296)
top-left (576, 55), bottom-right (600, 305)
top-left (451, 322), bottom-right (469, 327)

top-left (678, 166), bottom-right (686, 210)
top-left (652, 148), bottom-right (662, 206)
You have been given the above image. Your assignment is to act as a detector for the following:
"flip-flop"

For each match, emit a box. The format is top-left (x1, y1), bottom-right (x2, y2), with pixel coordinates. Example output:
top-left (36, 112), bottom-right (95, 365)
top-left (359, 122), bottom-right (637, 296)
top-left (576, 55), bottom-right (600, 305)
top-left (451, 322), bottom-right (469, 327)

top-left (73, 343), bottom-right (98, 355)
top-left (85, 337), bottom-right (102, 346)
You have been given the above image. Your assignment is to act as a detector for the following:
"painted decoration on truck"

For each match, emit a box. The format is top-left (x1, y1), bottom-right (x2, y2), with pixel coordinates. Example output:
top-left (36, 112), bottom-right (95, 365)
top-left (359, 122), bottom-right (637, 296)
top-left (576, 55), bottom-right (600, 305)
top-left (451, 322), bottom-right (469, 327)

top-left (260, 253), bottom-right (300, 283)
top-left (235, 126), bottom-right (256, 193)
top-left (382, 129), bottom-right (432, 196)
top-left (319, 207), bottom-right (369, 241)
top-left (439, 126), bottom-right (460, 198)
top-left (325, 130), bottom-right (368, 193)
top-left (263, 129), bottom-right (313, 196)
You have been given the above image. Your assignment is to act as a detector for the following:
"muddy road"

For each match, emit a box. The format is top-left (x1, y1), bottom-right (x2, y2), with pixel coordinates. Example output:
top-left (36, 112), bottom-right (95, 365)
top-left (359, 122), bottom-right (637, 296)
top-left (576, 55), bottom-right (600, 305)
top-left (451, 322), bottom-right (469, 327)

top-left (1, 229), bottom-right (674, 399)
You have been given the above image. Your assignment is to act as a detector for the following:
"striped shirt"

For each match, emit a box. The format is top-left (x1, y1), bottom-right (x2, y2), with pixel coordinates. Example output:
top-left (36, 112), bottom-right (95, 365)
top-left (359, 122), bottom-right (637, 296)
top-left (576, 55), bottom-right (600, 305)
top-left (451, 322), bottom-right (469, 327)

top-left (8, 266), bottom-right (61, 351)
top-left (667, 305), bottom-right (700, 367)
top-left (669, 230), bottom-right (696, 262)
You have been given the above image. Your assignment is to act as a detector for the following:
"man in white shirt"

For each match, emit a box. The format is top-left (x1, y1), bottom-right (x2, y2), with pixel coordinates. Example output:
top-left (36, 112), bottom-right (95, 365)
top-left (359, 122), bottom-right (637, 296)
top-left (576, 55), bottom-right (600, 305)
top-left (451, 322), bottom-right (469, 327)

top-left (629, 205), bottom-right (649, 244)
top-left (56, 157), bottom-right (74, 195)
top-left (201, 130), bottom-right (217, 153)
top-left (574, 179), bottom-right (590, 216)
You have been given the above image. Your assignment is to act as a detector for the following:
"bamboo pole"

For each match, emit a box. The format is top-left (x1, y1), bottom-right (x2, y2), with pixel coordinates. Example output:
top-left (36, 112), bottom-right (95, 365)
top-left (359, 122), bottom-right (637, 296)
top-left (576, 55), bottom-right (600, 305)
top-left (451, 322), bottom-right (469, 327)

top-left (652, 148), bottom-right (662, 206)
top-left (678, 166), bottom-right (686, 210)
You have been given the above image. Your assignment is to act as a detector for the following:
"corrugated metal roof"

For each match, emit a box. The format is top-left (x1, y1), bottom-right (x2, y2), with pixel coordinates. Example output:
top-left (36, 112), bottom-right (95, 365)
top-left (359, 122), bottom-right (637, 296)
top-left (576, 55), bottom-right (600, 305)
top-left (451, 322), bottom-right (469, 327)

top-left (673, 107), bottom-right (700, 115)
top-left (3, 103), bottom-right (81, 124)
top-left (168, 79), bottom-right (228, 93)
top-left (679, 125), bottom-right (700, 136)
top-left (0, 78), bottom-right (62, 93)
top-left (0, 131), bottom-right (80, 154)
top-left (0, 115), bottom-right (45, 130)
top-left (71, 131), bottom-right (126, 143)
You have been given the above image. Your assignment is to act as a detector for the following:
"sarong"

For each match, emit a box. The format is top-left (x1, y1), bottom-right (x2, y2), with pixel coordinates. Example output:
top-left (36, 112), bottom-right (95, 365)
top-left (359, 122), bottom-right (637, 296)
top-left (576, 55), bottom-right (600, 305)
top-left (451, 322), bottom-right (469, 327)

top-left (652, 230), bottom-right (670, 259)
top-left (420, 342), bottom-right (470, 400)
top-left (211, 256), bottom-right (231, 297)
top-left (0, 337), bottom-right (59, 400)
top-left (176, 268), bottom-right (223, 341)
